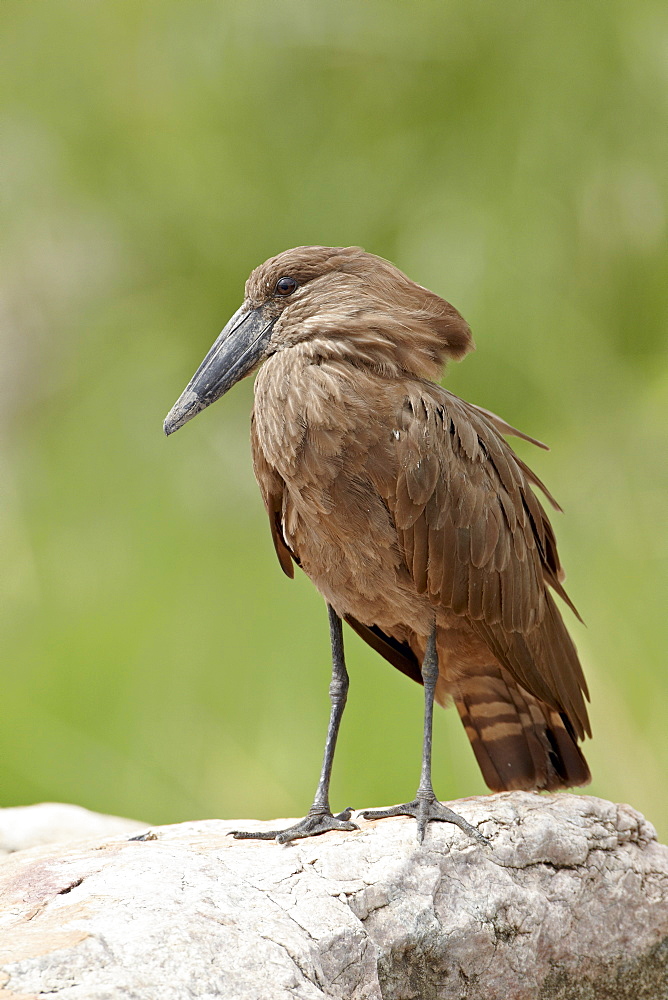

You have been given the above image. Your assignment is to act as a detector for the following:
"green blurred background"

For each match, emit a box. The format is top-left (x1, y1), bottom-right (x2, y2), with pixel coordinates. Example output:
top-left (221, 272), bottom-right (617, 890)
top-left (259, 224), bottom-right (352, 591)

top-left (2, 1), bottom-right (666, 838)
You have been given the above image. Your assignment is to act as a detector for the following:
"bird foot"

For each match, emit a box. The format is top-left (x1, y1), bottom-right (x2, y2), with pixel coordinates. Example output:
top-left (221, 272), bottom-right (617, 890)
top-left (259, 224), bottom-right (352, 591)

top-left (229, 807), bottom-right (358, 845)
top-left (362, 795), bottom-right (488, 846)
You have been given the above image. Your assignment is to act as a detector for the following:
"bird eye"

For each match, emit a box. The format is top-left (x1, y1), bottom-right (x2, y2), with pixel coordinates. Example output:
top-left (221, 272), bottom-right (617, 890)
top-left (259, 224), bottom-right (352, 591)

top-left (275, 276), bottom-right (298, 296)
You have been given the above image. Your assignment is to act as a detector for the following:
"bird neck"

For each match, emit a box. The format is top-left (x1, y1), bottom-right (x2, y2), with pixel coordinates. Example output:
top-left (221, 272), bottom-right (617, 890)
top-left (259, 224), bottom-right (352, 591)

top-left (252, 345), bottom-right (397, 479)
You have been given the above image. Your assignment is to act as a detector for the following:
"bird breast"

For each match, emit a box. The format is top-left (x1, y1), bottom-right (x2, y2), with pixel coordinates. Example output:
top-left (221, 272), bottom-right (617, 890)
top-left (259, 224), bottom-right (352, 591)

top-left (251, 351), bottom-right (433, 633)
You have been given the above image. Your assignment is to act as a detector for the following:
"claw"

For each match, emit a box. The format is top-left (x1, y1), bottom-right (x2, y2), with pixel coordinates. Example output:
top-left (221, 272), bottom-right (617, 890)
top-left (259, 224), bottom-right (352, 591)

top-left (361, 797), bottom-right (488, 846)
top-left (229, 809), bottom-right (358, 845)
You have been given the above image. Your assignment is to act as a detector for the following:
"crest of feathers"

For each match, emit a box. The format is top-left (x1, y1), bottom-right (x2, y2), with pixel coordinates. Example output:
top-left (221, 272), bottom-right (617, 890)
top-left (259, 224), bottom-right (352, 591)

top-left (247, 246), bottom-right (474, 379)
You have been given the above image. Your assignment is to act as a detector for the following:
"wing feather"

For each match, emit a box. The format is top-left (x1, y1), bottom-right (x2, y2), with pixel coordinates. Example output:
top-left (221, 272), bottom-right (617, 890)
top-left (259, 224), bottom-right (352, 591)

top-left (412, 516), bottom-right (429, 594)
top-left (251, 412), bottom-right (296, 578)
top-left (375, 385), bottom-right (589, 729)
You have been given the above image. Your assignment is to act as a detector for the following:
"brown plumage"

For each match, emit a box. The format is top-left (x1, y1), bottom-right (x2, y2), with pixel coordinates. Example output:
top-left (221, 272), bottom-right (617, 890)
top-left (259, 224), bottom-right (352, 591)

top-left (165, 245), bottom-right (591, 843)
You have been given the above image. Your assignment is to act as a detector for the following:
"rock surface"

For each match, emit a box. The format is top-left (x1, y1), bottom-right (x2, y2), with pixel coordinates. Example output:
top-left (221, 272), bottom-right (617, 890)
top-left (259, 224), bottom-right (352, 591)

top-left (0, 803), bottom-right (145, 856)
top-left (0, 793), bottom-right (666, 999)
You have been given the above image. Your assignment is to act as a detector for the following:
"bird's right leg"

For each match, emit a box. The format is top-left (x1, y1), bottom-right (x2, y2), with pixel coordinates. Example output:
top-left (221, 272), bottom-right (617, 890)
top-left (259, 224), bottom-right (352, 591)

top-left (362, 626), bottom-right (488, 846)
top-left (230, 604), bottom-right (358, 844)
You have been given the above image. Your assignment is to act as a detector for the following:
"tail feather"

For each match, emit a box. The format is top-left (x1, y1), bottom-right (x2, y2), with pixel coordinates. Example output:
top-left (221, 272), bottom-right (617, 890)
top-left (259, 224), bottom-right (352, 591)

top-left (454, 662), bottom-right (590, 792)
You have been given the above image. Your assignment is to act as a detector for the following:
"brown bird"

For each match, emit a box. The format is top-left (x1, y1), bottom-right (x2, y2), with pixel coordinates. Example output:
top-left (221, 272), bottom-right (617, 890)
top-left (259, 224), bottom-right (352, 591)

top-left (164, 245), bottom-right (591, 845)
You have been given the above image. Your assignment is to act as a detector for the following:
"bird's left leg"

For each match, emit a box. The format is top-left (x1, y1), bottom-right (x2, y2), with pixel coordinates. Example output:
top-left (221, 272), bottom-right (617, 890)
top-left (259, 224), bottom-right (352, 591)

top-left (230, 604), bottom-right (358, 844)
top-left (362, 627), bottom-right (488, 846)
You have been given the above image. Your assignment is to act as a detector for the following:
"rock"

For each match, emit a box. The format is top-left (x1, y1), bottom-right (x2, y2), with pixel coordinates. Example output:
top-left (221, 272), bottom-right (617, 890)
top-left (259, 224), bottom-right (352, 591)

top-left (0, 792), bottom-right (666, 999)
top-left (0, 803), bottom-right (145, 856)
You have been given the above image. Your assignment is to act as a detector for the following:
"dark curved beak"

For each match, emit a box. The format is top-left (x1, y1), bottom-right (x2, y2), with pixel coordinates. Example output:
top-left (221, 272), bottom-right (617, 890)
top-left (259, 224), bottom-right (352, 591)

top-left (163, 302), bottom-right (276, 435)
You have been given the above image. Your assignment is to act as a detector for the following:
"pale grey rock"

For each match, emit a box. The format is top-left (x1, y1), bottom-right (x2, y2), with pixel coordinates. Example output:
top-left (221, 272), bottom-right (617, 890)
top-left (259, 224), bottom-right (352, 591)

top-left (0, 793), bottom-right (666, 999)
top-left (0, 802), bottom-right (145, 855)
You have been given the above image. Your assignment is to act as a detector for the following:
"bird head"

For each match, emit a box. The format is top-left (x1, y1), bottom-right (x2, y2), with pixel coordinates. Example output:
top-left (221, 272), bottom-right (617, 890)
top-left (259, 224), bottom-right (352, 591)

top-left (164, 245), bottom-right (473, 435)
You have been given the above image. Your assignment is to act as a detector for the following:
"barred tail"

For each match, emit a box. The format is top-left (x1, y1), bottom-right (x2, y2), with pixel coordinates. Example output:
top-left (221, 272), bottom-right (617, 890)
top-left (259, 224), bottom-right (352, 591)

top-left (453, 662), bottom-right (590, 792)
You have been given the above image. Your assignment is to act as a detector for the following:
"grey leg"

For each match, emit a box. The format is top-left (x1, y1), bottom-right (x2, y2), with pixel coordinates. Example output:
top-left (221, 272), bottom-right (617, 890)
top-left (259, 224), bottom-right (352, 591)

top-left (231, 604), bottom-right (357, 844)
top-left (362, 627), bottom-right (488, 845)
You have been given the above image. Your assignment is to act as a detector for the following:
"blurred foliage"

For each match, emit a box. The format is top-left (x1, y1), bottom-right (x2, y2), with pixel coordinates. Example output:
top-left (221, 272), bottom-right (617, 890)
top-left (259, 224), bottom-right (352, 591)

top-left (1, 0), bottom-right (666, 837)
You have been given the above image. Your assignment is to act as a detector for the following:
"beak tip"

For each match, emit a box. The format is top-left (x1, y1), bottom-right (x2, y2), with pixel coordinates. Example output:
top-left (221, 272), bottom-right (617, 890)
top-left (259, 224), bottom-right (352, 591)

top-left (163, 406), bottom-right (182, 437)
top-left (162, 389), bottom-right (204, 437)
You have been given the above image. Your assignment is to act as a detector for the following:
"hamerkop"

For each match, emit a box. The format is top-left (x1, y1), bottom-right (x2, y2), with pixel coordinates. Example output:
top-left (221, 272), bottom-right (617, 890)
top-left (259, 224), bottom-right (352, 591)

top-left (164, 245), bottom-right (591, 845)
